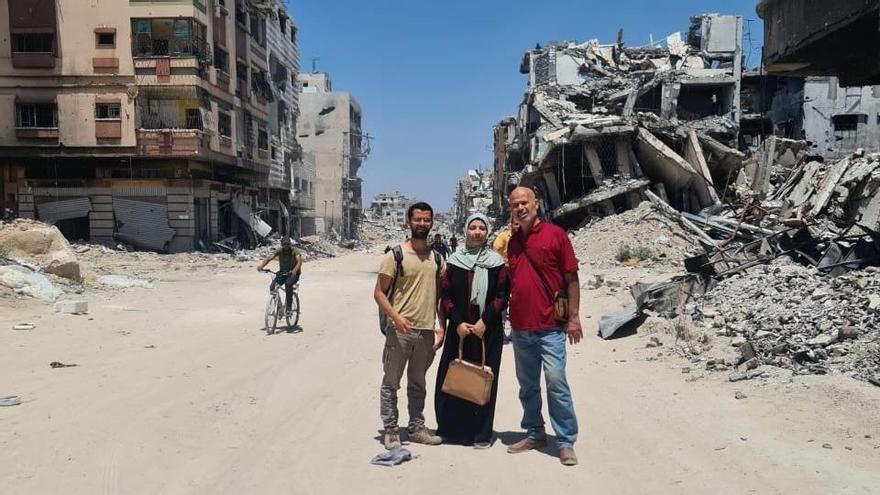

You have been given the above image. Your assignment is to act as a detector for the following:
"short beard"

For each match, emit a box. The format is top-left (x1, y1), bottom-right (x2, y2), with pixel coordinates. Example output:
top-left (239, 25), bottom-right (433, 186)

top-left (411, 228), bottom-right (429, 240)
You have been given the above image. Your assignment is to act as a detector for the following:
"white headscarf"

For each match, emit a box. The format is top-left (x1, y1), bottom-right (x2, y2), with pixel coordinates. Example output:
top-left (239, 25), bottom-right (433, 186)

top-left (446, 214), bottom-right (504, 315)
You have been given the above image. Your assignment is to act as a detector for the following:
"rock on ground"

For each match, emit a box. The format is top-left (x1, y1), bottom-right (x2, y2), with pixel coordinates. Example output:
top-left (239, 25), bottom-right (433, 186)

top-left (0, 219), bottom-right (81, 279)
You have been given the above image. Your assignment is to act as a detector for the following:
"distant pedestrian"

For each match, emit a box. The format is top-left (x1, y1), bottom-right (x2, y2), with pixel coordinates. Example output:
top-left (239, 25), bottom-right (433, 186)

top-left (505, 187), bottom-right (582, 466)
top-left (449, 235), bottom-right (458, 252)
top-left (431, 233), bottom-right (450, 260)
top-left (373, 202), bottom-right (445, 450)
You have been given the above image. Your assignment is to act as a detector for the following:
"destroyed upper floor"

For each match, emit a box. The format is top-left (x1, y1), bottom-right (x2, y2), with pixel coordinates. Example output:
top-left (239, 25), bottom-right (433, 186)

top-left (515, 14), bottom-right (743, 148)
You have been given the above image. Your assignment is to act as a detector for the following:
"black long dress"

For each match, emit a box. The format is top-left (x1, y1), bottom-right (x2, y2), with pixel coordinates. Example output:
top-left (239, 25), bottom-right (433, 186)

top-left (435, 263), bottom-right (509, 445)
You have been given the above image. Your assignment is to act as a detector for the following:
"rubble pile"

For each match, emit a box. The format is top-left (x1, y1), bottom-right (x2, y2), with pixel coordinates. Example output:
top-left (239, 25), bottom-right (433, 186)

top-left (688, 258), bottom-right (880, 382)
top-left (775, 151), bottom-right (880, 234)
top-left (569, 201), bottom-right (695, 268)
top-left (360, 217), bottom-right (406, 242)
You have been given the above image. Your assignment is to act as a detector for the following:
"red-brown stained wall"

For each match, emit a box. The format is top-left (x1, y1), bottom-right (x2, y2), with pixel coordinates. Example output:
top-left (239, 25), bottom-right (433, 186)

top-left (95, 121), bottom-right (121, 139)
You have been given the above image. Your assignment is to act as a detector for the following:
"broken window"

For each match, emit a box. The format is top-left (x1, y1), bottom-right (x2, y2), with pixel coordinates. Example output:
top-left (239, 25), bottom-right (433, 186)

top-left (12, 33), bottom-right (54, 53)
top-left (235, 61), bottom-right (248, 97)
top-left (249, 14), bottom-right (266, 48)
top-left (634, 86), bottom-right (663, 115)
top-left (218, 111), bottom-right (231, 137)
top-left (96, 32), bottom-right (115, 48)
top-left (95, 103), bottom-right (121, 120)
top-left (251, 68), bottom-right (274, 102)
top-left (235, 0), bottom-right (247, 25)
top-left (214, 47), bottom-right (229, 73)
top-left (17, 103), bottom-right (57, 128)
top-left (677, 84), bottom-right (733, 120)
top-left (131, 18), bottom-right (206, 58)
top-left (258, 128), bottom-right (269, 150)
top-left (832, 114), bottom-right (867, 132)
top-left (185, 108), bottom-right (203, 130)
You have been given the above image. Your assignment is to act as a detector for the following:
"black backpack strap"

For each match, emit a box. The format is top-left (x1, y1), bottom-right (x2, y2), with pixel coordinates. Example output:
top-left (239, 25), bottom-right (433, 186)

top-left (390, 245), bottom-right (404, 294)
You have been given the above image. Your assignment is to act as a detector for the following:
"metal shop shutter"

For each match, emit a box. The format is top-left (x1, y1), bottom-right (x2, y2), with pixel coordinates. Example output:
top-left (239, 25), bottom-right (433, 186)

top-left (36, 197), bottom-right (92, 222)
top-left (112, 197), bottom-right (176, 251)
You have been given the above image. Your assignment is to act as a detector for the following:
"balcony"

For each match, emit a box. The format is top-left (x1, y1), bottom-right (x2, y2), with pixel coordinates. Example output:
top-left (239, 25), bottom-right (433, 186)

top-left (132, 18), bottom-right (208, 59)
top-left (215, 68), bottom-right (231, 92)
top-left (136, 90), bottom-right (207, 157)
top-left (137, 129), bottom-right (207, 157)
top-left (291, 191), bottom-right (315, 210)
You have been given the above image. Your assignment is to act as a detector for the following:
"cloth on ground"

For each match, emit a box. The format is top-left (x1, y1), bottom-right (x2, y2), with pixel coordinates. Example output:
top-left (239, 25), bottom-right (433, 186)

top-left (370, 447), bottom-right (416, 466)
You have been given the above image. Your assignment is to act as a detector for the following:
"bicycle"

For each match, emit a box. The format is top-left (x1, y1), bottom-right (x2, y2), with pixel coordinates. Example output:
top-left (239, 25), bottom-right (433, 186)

top-left (261, 269), bottom-right (300, 334)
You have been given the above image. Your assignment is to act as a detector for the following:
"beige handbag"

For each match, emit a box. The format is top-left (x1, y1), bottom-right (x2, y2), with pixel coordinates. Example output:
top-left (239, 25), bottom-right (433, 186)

top-left (441, 336), bottom-right (495, 406)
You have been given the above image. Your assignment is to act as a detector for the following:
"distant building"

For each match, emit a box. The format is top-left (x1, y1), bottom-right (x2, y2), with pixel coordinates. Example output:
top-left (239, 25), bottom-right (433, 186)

top-left (296, 72), bottom-right (367, 238)
top-left (453, 170), bottom-right (494, 231)
top-left (370, 191), bottom-right (410, 227)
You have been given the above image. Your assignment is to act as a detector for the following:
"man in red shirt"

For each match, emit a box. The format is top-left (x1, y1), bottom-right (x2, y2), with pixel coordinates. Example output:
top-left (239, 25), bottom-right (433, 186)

top-left (505, 186), bottom-right (582, 466)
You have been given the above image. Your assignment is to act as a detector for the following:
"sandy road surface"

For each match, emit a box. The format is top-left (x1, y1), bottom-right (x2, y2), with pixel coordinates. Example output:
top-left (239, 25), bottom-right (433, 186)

top-left (2, 251), bottom-right (879, 494)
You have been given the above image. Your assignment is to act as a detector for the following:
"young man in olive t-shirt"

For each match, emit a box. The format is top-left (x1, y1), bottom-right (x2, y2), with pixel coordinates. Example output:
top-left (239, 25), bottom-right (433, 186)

top-left (257, 236), bottom-right (303, 314)
top-left (373, 202), bottom-right (445, 450)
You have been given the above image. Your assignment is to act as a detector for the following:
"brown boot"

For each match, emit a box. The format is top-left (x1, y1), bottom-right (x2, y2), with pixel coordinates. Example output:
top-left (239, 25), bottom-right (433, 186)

top-left (506, 436), bottom-right (547, 454)
top-left (559, 447), bottom-right (578, 466)
top-left (384, 427), bottom-right (401, 450)
top-left (408, 426), bottom-right (442, 446)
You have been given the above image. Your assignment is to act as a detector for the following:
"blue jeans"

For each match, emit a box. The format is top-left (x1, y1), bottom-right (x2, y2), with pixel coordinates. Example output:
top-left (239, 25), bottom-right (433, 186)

top-left (511, 328), bottom-right (578, 448)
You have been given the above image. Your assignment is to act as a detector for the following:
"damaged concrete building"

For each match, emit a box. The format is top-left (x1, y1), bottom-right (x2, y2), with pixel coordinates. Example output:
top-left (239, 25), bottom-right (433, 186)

top-left (368, 191), bottom-right (410, 228)
top-left (0, 0), bottom-right (304, 252)
top-left (757, 0), bottom-right (880, 87)
top-left (494, 14), bottom-right (746, 228)
top-left (296, 71), bottom-right (367, 239)
top-left (741, 71), bottom-right (880, 161)
top-left (452, 169), bottom-right (494, 231)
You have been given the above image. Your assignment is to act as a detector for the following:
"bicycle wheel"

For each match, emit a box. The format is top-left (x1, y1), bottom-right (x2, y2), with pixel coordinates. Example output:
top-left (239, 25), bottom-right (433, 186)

top-left (287, 291), bottom-right (300, 327)
top-left (264, 292), bottom-right (279, 335)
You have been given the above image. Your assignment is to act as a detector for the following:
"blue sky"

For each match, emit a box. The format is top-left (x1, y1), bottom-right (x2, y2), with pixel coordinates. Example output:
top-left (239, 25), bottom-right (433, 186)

top-left (291, 0), bottom-right (763, 211)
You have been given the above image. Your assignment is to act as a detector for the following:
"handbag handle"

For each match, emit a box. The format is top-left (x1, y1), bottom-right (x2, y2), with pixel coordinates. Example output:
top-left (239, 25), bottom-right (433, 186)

top-left (458, 334), bottom-right (486, 367)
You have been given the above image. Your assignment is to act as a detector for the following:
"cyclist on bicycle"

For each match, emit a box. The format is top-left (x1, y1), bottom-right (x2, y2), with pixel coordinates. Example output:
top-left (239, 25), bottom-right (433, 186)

top-left (257, 236), bottom-right (302, 315)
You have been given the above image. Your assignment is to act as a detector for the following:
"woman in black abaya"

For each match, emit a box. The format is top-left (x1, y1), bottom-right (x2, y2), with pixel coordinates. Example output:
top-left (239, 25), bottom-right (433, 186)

top-left (435, 213), bottom-right (509, 448)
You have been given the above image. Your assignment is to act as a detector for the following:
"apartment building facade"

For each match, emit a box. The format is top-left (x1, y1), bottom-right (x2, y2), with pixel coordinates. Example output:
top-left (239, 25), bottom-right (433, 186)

top-left (296, 72), bottom-right (365, 239)
top-left (0, 0), bottom-right (301, 251)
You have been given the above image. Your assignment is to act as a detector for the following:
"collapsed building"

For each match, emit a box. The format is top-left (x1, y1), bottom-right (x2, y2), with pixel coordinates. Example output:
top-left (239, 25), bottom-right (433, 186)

top-left (452, 169), bottom-right (494, 232)
top-left (494, 14), bottom-right (747, 228)
top-left (489, 10), bottom-right (880, 384)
